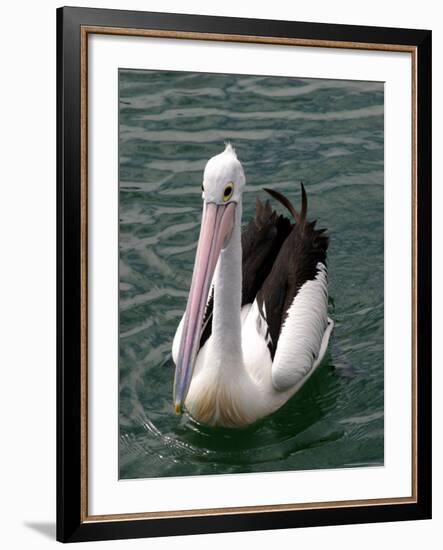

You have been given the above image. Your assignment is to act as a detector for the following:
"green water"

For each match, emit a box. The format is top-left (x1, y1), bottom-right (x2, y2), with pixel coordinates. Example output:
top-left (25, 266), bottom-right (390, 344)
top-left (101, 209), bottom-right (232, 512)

top-left (119, 69), bottom-right (384, 479)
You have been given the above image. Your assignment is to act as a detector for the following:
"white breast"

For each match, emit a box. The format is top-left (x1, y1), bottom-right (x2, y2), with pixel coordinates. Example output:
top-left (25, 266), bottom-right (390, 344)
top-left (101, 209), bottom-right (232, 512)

top-left (179, 264), bottom-right (332, 426)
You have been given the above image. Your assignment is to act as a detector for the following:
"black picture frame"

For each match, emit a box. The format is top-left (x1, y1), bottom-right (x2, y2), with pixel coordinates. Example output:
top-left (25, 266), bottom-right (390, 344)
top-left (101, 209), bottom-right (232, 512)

top-left (57, 6), bottom-right (432, 543)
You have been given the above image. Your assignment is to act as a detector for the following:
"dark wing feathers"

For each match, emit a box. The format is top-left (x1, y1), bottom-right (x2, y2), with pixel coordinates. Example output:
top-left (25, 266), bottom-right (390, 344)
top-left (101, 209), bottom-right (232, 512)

top-left (199, 183), bottom-right (329, 357)
top-left (257, 184), bottom-right (329, 358)
top-left (241, 197), bottom-right (292, 305)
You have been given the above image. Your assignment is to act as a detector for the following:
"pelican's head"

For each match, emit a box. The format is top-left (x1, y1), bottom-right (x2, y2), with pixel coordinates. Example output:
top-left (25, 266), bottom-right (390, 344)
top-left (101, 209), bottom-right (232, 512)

top-left (173, 143), bottom-right (245, 414)
top-left (201, 142), bottom-right (246, 204)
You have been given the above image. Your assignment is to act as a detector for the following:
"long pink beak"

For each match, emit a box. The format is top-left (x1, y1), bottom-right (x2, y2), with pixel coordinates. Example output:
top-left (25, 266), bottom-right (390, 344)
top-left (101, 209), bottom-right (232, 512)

top-left (174, 201), bottom-right (236, 414)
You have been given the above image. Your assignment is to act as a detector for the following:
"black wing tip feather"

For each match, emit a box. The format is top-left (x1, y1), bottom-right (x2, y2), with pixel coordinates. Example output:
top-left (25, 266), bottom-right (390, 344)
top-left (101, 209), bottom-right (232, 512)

top-left (263, 182), bottom-right (308, 226)
top-left (262, 182), bottom-right (329, 259)
top-left (299, 182), bottom-right (307, 223)
top-left (263, 182), bottom-right (327, 232)
top-left (263, 187), bottom-right (300, 224)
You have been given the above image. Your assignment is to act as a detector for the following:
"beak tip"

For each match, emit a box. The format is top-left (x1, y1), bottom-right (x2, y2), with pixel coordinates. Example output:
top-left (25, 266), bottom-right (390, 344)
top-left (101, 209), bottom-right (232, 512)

top-left (175, 402), bottom-right (182, 415)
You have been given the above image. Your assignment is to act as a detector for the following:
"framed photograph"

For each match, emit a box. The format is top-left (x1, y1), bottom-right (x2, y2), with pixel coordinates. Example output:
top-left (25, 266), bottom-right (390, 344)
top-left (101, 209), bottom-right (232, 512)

top-left (57, 6), bottom-right (432, 543)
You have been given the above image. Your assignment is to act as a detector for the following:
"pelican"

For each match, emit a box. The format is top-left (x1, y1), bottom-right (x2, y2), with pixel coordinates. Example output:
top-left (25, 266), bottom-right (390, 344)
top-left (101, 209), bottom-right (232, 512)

top-left (172, 143), bottom-right (334, 427)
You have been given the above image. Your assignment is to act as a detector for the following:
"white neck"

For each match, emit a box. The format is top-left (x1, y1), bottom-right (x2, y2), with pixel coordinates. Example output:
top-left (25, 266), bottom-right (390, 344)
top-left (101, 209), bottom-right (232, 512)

top-left (210, 202), bottom-right (244, 374)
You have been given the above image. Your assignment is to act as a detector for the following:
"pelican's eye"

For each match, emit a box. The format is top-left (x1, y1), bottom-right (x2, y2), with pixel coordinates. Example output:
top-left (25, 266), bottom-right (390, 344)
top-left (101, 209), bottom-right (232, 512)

top-left (223, 182), bottom-right (234, 202)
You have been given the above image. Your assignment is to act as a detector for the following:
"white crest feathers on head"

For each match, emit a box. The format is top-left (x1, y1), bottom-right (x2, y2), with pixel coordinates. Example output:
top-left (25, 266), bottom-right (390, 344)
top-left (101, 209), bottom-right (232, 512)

top-left (224, 141), bottom-right (237, 157)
